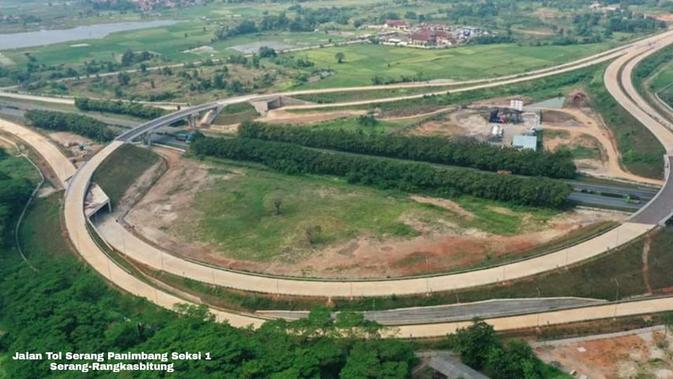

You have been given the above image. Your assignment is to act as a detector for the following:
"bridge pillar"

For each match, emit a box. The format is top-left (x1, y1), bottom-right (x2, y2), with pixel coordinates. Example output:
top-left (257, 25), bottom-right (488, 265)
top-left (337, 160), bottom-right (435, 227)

top-left (143, 131), bottom-right (153, 146)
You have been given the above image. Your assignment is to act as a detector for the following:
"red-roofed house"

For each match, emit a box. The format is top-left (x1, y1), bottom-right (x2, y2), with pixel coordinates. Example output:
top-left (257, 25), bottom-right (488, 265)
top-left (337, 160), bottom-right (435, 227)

top-left (385, 19), bottom-right (409, 30)
top-left (410, 28), bottom-right (453, 47)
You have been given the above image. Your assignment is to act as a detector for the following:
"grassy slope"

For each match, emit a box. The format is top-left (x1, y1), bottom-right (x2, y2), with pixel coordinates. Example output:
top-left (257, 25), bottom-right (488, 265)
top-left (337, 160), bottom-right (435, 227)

top-left (93, 144), bottom-right (160, 206)
top-left (183, 159), bottom-right (557, 262)
top-left (587, 68), bottom-right (665, 179)
top-left (643, 47), bottom-right (673, 109)
top-left (18, 194), bottom-right (72, 258)
top-left (213, 102), bottom-right (260, 125)
top-left (0, 155), bottom-right (39, 183)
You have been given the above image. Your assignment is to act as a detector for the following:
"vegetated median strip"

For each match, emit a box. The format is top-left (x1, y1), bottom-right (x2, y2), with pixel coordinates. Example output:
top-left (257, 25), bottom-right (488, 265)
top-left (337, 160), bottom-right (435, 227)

top-left (75, 97), bottom-right (167, 119)
top-left (589, 67), bottom-right (666, 179)
top-left (23, 109), bottom-right (116, 142)
top-left (238, 121), bottom-right (577, 179)
top-left (190, 136), bottom-right (571, 208)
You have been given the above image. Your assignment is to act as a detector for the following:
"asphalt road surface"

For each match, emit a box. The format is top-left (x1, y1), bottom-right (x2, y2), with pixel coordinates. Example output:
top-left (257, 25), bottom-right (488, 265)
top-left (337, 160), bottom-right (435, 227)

top-left (258, 298), bottom-right (605, 325)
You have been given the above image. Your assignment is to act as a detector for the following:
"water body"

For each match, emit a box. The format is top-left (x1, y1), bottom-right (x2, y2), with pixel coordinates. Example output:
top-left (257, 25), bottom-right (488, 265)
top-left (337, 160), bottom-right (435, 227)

top-left (0, 20), bottom-right (177, 50)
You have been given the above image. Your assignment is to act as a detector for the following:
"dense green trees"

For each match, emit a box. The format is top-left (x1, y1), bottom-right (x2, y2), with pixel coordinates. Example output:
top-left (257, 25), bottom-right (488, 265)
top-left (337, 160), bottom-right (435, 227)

top-left (24, 110), bottom-right (116, 142)
top-left (0, 246), bottom-right (416, 378)
top-left (215, 5), bottom-right (354, 40)
top-left (239, 121), bottom-right (577, 179)
top-left (191, 136), bottom-right (571, 208)
top-left (0, 151), bottom-right (32, 247)
top-left (75, 98), bottom-right (166, 119)
top-left (450, 320), bottom-right (559, 379)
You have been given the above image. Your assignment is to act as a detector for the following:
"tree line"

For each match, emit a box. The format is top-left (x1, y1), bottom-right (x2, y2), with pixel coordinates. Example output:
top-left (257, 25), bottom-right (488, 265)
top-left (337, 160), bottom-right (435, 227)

top-left (74, 98), bottom-right (166, 119)
top-left (24, 110), bottom-right (116, 142)
top-left (191, 136), bottom-right (571, 208)
top-left (239, 121), bottom-right (577, 179)
top-left (450, 320), bottom-right (563, 379)
top-left (214, 5), bottom-right (353, 40)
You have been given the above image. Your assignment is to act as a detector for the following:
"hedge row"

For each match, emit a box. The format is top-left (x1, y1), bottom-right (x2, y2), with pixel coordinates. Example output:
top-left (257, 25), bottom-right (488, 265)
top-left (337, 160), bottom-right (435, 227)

top-left (191, 136), bottom-right (571, 208)
top-left (75, 97), bottom-right (166, 119)
top-left (239, 121), bottom-right (577, 179)
top-left (25, 110), bottom-right (116, 142)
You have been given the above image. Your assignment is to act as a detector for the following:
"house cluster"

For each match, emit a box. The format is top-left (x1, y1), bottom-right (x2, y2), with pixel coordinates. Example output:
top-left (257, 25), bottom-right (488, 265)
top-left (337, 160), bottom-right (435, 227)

top-left (88, 0), bottom-right (206, 11)
top-left (589, 2), bottom-right (620, 12)
top-left (372, 20), bottom-right (488, 48)
top-left (132, 0), bottom-right (207, 11)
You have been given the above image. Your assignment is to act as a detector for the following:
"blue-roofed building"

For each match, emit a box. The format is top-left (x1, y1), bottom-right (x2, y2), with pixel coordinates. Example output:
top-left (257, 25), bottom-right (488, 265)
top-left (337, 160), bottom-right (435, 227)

top-left (512, 134), bottom-right (538, 151)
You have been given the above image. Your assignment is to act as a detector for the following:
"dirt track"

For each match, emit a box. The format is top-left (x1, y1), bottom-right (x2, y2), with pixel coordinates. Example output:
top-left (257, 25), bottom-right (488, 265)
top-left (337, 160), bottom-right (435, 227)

top-left (542, 107), bottom-right (664, 186)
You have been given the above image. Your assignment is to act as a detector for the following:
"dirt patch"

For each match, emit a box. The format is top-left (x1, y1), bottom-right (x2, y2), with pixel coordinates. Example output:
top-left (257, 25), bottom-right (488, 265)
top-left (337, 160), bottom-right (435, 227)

top-left (121, 151), bottom-right (626, 279)
top-left (413, 108), bottom-right (535, 146)
top-left (653, 13), bottom-right (673, 22)
top-left (410, 195), bottom-right (474, 220)
top-left (259, 109), bottom-right (366, 125)
top-left (407, 113), bottom-right (465, 137)
top-left (541, 107), bottom-right (663, 185)
top-left (122, 147), bottom-right (231, 260)
top-left (535, 328), bottom-right (673, 379)
top-left (47, 131), bottom-right (102, 167)
top-left (542, 109), bottom-right (577, 123)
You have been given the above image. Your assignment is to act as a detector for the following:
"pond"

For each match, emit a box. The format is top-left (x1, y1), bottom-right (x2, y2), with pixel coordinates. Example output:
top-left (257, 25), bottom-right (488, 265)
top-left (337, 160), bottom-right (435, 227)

top-left (0, 20), bottom-right (178, 50)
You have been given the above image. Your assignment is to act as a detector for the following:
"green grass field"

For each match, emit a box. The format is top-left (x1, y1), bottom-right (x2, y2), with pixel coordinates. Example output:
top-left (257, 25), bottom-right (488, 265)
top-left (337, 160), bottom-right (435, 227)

top-left (651, 60), bottom-right (673, 107)
top-left (18, 194), bottom-right (73, 258)
top-left (93, 144), bottom-right (161, 206)
top-left (182, 159), bottom-right (558, 262)
top-left (293, 42), bottom-right (614, 89)
top-left (0, 154), bottom-right (40, 183)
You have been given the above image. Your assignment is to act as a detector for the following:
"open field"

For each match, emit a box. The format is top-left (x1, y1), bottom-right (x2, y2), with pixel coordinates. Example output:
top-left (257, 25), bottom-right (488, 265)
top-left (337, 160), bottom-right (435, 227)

top-left (293, 42), bottom-right (615, 89)
top-left (119, 149), bottom-right (622, 279)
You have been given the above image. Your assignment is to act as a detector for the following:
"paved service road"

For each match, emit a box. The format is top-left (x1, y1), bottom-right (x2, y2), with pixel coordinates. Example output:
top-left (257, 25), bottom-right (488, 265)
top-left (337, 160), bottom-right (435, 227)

top-left (258, 297), bottom-right (605, 325)
top-left (0, 118), bottom-right (76, 187)
top-left (604, 31), bottom-right (673, 225)
top-left (567, 181), bottom-right (659, 201)
top-left (96, 214), bottom-right (653, 297)
top-left (567, 192), bottom-right (642, 211)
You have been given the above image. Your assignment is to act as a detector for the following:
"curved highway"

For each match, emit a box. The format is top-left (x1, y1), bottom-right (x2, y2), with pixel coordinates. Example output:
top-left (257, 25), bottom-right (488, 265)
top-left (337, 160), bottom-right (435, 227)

top-left (17, 28), bottom-right (669, 336)
top-left (73, 29), bottom-right (673, 299)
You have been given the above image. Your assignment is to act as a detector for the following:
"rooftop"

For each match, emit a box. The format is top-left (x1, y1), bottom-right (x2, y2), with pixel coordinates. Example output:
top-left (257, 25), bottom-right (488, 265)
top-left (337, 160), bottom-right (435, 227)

top-left (512, 135), bottom-right (538, 151)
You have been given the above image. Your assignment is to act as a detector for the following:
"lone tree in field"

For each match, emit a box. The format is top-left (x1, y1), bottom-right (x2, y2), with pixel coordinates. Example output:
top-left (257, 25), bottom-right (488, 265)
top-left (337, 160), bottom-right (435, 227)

top-left (335, 52), bottom-right (345, 64)
top-left (272, 198), bottom-right (282, 216)
top-left (305, 225), bottom-right (323, 246)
